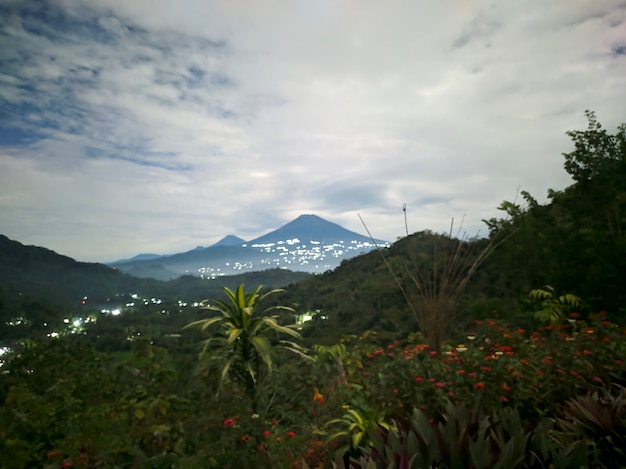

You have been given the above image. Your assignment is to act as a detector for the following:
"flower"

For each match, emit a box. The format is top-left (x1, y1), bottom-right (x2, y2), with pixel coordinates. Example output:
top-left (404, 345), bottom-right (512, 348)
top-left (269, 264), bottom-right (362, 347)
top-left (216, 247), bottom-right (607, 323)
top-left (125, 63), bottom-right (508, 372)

top-left (62, 462), bottom-right (74, 468)
top-left (223, 418), bottom-right (236, 426)
top-left (474, 382), bottom-right (485, 389)
top-left (415, 377), bottom-right (423, 383)
top-left (313, 388), bottom-right (325, 404)
top-left (241, 435), bottom-right (252, 442)
top-left (286, 431), bottom-right (297, 438)
top-left (500, 396), bottom-right (509, 403)
top-left (263, 430), bottom-right (271, 438)
top-left (502, 385), bottom-right (511, 392)
top-left (435, 382), bottom-right (444, 388)
top-left (47, 451), bottom-right (61, 458)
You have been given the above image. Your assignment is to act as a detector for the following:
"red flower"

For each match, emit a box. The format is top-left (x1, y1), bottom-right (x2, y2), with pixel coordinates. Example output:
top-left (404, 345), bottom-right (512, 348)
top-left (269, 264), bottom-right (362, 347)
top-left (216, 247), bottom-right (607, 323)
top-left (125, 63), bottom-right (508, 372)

top-left (435, 382), bottom-right (444, 388)
top-left (519, 359), bottom-right (530, 366)
top-left (502, 385), bottom-right (511, 392)
top-left (224, 418), bottom-right (236, 426)
top-left (241, 435), bottom-right (252, 442)
top-left (415, 377), bottom-right (423, 383)
top-left (569, 312), bottom-right (580, 318)
top-left (500, 396), bottom-right (509, 403)
top-left (593, 376), bottom-right (603, 383)
top-left (263, 430), bottom-right (271, 438)
top-left (47, 451), bottom-right (61, 458)
top-left (474, 382), bottom-right (485, 389)
top-left (62, 462), bottom-right (74, 468)
top-left (286, 431), bottom-right (297, 438)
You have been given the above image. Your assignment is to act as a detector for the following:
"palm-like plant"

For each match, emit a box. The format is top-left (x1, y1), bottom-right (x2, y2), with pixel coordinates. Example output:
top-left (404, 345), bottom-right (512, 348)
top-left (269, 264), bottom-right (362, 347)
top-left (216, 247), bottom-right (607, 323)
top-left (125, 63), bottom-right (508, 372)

top-left (184, 284), bottom-right (308, 411)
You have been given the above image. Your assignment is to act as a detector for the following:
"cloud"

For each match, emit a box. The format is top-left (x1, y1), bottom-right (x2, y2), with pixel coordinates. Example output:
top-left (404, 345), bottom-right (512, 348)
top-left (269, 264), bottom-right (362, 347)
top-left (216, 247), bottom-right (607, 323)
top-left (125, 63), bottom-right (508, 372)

top-left (0, 0), bottom-right (625, 261)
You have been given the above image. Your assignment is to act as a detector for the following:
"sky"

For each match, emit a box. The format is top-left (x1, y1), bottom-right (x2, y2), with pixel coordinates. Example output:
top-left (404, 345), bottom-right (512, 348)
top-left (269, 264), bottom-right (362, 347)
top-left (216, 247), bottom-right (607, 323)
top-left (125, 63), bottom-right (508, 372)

top-left (1, 0), bottom-right (625, 263)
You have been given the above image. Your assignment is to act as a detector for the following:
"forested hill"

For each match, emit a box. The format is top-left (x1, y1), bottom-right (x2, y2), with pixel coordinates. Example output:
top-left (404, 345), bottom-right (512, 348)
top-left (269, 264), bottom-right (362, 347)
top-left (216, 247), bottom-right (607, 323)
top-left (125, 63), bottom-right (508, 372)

top-left (0, 235), bottom-right (310, 341)
top-left (279, 112), bottom-right (626, 344)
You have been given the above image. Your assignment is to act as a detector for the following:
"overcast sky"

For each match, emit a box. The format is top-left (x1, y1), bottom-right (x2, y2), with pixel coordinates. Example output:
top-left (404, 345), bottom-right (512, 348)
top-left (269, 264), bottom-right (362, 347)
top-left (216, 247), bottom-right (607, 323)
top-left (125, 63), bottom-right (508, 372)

top-left (1, 0), bottom-right (625, 262)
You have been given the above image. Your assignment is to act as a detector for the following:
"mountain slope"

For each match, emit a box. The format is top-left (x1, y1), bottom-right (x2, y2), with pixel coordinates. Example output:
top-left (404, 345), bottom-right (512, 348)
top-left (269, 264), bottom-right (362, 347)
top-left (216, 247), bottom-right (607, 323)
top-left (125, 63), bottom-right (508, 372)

top-left (248, 214), bottom-right (380, 245)
top-left (113, 214), bottom-right (389, 279)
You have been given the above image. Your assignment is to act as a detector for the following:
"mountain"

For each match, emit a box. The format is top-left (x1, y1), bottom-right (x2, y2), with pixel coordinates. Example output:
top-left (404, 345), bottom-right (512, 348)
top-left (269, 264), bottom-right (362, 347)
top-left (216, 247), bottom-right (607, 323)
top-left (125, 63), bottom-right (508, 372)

top-left (112, 253), bottom-right (162, 264)
top-left (211, 235), bottom-right (245, 247)
top-left (113, 214), bottom-right (389, 280)
top-left (248, 214), bottom-right (377, 245)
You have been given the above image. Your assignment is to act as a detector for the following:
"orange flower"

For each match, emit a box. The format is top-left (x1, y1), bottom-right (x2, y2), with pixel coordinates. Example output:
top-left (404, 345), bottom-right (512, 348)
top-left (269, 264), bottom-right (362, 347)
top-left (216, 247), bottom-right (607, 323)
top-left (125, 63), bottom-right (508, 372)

top-left (313, 388), bottom-right (325, 404)
top-left (474, 382), bottom-right (485, 389)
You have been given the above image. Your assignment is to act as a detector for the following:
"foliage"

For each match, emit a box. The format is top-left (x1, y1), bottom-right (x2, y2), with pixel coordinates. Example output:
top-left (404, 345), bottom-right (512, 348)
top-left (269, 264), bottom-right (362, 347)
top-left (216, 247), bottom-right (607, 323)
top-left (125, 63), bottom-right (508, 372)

top-left (184, 284), bottom-right (309, 412)
top-left (528, 285), bottom-right (581, 326)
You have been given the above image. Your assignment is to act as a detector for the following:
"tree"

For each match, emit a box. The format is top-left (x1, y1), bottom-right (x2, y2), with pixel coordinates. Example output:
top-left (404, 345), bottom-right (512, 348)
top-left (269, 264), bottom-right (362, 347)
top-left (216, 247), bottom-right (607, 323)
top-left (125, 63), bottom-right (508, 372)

top-left (184, 284), bottom-right (308, 412)
top-left (485, 111), bottom-right (626, 317)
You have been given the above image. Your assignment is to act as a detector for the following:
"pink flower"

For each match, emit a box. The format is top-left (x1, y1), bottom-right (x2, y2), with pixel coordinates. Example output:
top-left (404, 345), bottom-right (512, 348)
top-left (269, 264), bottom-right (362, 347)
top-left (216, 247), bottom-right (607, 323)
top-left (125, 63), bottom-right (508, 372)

top-left (435, 382), bottom-right (444, 388)
top-left (224, 418), bottom-right (236, 426)
top-left (500, 396), bottom-right (509, 403)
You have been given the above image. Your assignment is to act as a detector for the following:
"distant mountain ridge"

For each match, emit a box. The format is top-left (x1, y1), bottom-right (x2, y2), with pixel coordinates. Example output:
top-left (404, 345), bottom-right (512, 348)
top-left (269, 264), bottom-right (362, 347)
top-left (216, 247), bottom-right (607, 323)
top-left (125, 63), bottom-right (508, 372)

top-left (111, 214), bottom-right (389, 280)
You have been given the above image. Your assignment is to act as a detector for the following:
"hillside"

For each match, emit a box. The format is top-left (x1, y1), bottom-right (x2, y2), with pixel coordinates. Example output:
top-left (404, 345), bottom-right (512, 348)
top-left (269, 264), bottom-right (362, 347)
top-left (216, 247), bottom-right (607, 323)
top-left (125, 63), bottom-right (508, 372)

top-left (112, 214), bottom-right (388, 279)
top-left (0, 235), bottom-right (310, 342)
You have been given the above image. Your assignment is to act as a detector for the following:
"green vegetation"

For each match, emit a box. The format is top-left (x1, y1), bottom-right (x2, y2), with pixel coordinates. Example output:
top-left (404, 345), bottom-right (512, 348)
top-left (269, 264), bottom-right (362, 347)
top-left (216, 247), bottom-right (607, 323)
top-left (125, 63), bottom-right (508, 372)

top-left (1, 112), bottom-right (625, 467)
top-left (184, 285), bottom-right (309, 412)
